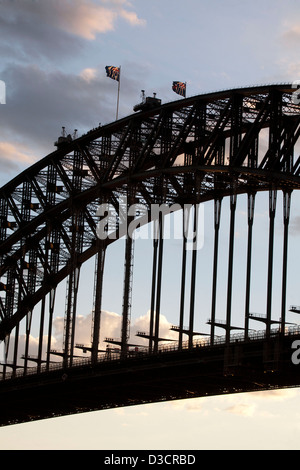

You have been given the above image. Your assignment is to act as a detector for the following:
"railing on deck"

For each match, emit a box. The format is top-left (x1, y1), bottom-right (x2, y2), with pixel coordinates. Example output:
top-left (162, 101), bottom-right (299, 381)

top-left (2, 324), bottom-right (300, 381)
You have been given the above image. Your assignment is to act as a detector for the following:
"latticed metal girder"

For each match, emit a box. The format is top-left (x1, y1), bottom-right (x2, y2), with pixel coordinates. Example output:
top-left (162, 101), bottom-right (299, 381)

top-left (1, 83), bottom-right (300, 353)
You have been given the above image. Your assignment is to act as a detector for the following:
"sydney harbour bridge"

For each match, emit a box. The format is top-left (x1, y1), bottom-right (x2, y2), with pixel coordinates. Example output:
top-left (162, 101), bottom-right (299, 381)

top-left (1, 84), bottom-right (300, 426)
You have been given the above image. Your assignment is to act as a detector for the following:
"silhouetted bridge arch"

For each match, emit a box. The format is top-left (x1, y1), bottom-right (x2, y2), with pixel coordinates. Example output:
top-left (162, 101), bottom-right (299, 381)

top-left (1, 84), bottom-right (300, 426)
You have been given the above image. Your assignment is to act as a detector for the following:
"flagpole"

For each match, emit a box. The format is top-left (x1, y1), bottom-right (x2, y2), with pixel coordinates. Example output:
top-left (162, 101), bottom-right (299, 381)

top-left (116, 66), bottom-right (121, 120)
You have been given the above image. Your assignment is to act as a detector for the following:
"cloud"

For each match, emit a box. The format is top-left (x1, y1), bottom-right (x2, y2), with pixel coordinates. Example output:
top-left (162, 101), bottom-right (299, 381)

top-left (0, 1), bottom-right (148, 185)
top-left (281, 23), bottom-right (300, 46)
top-left (48, 0), bottom-right (146, 39)
top-left (54, 1), bottom-right (118, 39)
top-left (0, 2), bottom-right (82, 64)
top-left (133, 311), bottom-right (178, 345)
top-left (1, 308), bottom-right (181, 377)
top-left (4, 333), bottom-right (61, 365)
top-left (3, 309), bottom-right (136, 365)
top-left (221, 389), bottom-right (299, 418)
top-left (51, 309), bottom-right (178, 352)
top-left (0, 61), bottom-right (143, 180)
top-left (80, 68), bottom-right (98, 83)
top-left (0, 141), bottom-right (37, 170)
top-left (3, 309), bottom-right (178, 365)
top-left (185, 400), bottom-right (203, 412)
top-left (0, 0), bottom-right (146, 54)
top-left (225, 403), bottom-right (256, 417)
top-left (251, 389), bottom-right (299, 401)
top-left (119, 8), bottom-right (146, 28)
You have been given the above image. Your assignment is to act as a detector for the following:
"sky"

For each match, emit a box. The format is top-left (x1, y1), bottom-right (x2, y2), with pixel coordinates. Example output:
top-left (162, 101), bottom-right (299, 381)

top-left (1, 0), bottom-right (300, 450)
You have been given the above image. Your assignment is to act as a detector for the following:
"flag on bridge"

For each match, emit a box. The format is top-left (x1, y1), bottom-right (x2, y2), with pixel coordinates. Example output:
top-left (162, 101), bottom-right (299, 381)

top-left (105, 66), bottom-right (120, 82)
top-left (172, 81), bottom-right (186, 97)
top-left (105, 66), bottom-right (121, 120)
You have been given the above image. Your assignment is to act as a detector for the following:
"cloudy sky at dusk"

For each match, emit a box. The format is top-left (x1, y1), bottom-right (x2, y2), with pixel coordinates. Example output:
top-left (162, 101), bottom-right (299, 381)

top-left (2, 0), bottom-right (300, 450)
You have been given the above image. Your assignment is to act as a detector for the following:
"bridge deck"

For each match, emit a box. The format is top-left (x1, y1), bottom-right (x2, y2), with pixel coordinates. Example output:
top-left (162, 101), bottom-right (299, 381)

top-left (1, 328), bottom-right (300, 427)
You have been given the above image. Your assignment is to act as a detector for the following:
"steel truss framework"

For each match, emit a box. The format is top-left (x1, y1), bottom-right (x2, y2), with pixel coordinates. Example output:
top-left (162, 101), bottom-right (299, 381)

top-left (1, 83), bottom-right (300, 386)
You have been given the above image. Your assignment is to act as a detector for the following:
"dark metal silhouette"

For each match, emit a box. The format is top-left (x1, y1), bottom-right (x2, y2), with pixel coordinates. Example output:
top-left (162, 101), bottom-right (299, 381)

top-left (1, 84), bottom-right (300, 426)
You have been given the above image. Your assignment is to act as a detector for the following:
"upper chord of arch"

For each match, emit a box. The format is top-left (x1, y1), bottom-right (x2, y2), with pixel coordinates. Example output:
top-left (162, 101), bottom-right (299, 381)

top-left (1, 83), bottom-right (300, 341)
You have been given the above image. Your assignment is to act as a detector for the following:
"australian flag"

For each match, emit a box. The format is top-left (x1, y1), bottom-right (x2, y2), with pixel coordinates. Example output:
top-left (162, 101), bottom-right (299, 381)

top-left (172, 81), bottom-right (186, 97)
top-left (105, 66), bottom-right (120, 82)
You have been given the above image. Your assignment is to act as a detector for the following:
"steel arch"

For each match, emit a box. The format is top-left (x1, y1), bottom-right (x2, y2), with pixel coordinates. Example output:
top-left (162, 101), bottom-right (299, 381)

top-left (1, 83), bottom-right (300, 364)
